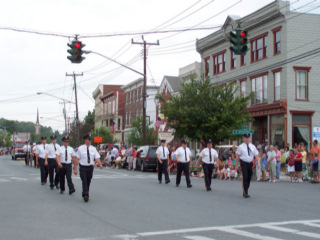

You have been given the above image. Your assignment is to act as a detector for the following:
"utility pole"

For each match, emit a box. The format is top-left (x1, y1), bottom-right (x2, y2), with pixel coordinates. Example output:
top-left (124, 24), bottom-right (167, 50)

top-left (132, 36), bottom-right (159, 145)
top-left (66, 72), bottom-right (83, 146)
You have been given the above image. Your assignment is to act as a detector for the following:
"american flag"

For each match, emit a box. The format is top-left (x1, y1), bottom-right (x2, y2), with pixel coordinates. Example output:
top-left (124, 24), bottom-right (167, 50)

top-left (2, 138), bottom-right (6, 144)
top-left (163, 125), bottom-right (170, 132)
top-left (154, 116), bottom-right (163, 128)
top-left (113, 121), bottom-right (118, 135)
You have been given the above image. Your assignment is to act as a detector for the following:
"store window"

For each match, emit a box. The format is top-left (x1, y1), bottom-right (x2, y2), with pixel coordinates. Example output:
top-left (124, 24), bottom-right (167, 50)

top-left (271, 115), bottom-right (285, 148)
top-left (292, 114), bottom-right (311, 150)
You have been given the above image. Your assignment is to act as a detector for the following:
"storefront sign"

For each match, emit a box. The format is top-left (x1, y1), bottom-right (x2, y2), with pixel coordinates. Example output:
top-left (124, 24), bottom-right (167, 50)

top-left (158, 131), bottom-right (174, 143)
top-left (313, 127), bottom-right (320, 142)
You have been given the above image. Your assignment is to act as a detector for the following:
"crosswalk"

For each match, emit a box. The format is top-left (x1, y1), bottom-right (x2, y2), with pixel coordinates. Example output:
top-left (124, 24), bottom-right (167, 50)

top-left (114, 219), bottom-right (320, 240)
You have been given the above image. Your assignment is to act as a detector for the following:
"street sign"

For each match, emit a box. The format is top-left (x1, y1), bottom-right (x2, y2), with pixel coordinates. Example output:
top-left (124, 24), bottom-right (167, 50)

top-left (239, 126), bottom-right (247, 130)
top-left (232, 130), bottom-right (254, 134)
top-left (94, 136), bottom-right (102, 143)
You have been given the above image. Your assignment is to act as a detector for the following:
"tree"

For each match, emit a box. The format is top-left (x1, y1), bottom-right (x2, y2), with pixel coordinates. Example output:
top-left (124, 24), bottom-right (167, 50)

top-left (127, 116), bottom-right (158, 147)
top-left (0, 131), bottom-right (12, 147)
top-left (84, 109), bottom-right (95, 131)
top-left (90, 125), bottom-right (115, 146)
top-left (156, 75), bottom-right (253, 145)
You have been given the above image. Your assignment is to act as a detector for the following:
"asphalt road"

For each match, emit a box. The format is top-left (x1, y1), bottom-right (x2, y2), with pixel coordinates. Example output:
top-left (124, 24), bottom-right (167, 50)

top-left (0, 155), bottom-right (319, 240)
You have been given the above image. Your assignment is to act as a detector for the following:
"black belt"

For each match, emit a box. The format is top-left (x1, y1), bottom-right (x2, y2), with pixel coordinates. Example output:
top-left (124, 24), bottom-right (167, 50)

top-left (48, 158), bottom-right (56, 160)
top-left (160, 159), bottom-right (167, 160)
top-left (61, 163), bottom-right (71, 165)
top-left (79, 164), bottom-right (93, 168)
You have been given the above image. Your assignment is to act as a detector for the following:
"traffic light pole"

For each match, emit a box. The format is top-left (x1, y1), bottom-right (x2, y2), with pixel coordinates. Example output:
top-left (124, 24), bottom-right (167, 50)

top-left (131, 36), bottom-right (159, 145)
top-left (66, 72), bottom-right (83, 147)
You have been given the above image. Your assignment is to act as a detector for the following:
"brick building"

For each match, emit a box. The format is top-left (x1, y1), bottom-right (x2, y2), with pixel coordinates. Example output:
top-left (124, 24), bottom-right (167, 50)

top-left (99, 88), bottom-right (125, 142)
top-left (122, 78), bottom-right (158, 144)
top-left (196, 0), bottom-right (320, 149)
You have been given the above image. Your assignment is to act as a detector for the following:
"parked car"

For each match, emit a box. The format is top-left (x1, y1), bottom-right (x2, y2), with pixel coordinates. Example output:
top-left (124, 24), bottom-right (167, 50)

top-left (136, 145), bottom-right (158, 172)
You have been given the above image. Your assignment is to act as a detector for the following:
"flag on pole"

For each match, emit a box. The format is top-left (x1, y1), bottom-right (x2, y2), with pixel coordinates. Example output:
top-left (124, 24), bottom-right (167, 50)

top-left (113, 121), bottom-right (118, 135)
top-left (154, 116), bottom-right (163, 128)
top-left (163, 125), bottom-right (170, 132)
top-left (3, 138), bottom-right (6, 144)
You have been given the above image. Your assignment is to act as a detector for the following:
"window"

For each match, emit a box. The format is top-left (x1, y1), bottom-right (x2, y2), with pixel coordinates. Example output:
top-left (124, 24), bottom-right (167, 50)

top-left (240, 79), bottom-right (246, 96)
top-left (133, 90), bottom-right (136, 102)
top-left (118, 118), bottom-right (121, 130)
top-left (292, 113), bottom-right (312, 150)
top-left (231, 51), bottom-right (236, 69)
top-left (108, 102), bottom-right (111, 114)
top-left (294, 66), bottom-right (311, 101)
top-left (212, 50), bottom-right (226, 75)
top-left (204, 57), bottom-right (210, 76)
top-left (129, 111), bottom-right (131, 125)
top-left (126, 112), bottom-right (128, 126)
top-left (136, 109), bottom-right (139, 119)
top-left (129, 91), bottom-right (131, 104)
top-left (125, 93), bottom-right (128, 105)
top-left (251, 33), bottom-right (268, 62)
top-left (251, 73), bottom-right (268, 105)
top-left (240, 54), bottom-right (246, 66)
top-left (137, 88), bottom-right (139, 100)
top-left (273, 70), bottom-right (281, 101)
top-left (141, 87), bottom-right (143, 100)
top-left (272, 26), bottom-right (282, 55)
top-left (113, 100), bottom-right (115, 114)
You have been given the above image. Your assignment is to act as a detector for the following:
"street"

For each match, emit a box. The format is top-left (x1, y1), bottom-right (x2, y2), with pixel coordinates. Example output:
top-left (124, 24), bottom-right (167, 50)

top-left (1, 155), bottom-right (320, 240)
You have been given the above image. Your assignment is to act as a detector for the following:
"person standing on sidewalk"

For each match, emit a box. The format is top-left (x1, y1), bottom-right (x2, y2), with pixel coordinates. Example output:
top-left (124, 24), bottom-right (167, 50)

top-left (56, 136), bottom-right (76, 195)
top-left (236, 134), bottom-right (259, 198)
top-left (35, 137), bottom-right (49, 185)
top-left (45, 135), bottom-right (60, 190)
top-left (275, 146), bottom-right (282, 181)
top-left (198, 139), bottom-right (219, 191)
top-left (175, 140), bottom-right (192, 188)
top-left (267, 145), bottom-right (277, 182)
top-left (74, 135), bottom-right (103, 202)
top-left (156, 139), bottom-right (170, 184)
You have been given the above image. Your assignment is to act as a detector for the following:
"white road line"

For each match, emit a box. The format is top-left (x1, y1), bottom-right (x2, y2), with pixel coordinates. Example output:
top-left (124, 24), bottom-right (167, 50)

top-left (260, 225), bottom-right (320, 239)
top-left (10, 177), bottom-right (28, 181)
top-left (0, 179), bottom-right (10, 182)
top-left (114, 219), bottom-right (320, 239)
top-left (303, 222), bottom-right (320, 228)
top-left (218, 228), bottom-right (282, 240)
top-left (184, 236), bottom-right (216, 240)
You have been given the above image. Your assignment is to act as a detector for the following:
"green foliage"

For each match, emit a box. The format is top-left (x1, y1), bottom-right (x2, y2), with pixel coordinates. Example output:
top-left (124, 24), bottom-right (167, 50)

top-left (127, 116), bottom-right (158, 147)
top-left (156, 75), bottom-right (253, 145)
top-left (0, 131), bottom-right (12, 147)
top-left (90, 125), bottom-right (115, 146)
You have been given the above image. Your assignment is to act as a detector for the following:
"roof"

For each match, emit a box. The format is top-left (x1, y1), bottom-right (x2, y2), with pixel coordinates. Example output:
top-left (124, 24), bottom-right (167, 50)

top-left (164, 76), bottom-right (181, 92)
top-left (121, 78), bottom-right (159, 90)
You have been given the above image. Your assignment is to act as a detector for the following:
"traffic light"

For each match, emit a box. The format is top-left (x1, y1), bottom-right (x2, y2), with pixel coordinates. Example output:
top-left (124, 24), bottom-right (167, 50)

top-left (230, 29), bottom-right (249, 55)
top-left (67, 40), bottom-right (86, 63)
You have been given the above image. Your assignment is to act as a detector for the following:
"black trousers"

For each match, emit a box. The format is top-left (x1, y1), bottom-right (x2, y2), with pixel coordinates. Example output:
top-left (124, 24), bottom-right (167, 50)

top-left (38, 158), bottom-right (48, 183)
top-left (24, 153), bottom-right (29, 166)
top-left (158, 160), bottom-right (169, 182)
top-left (240, 160), bottom-right (253, 195)
top-left (203, 163), bottom-right (214, 188)
top-left (33, 156), bottom-right (37, 168)
top-left (80, 165), bottom-right (94, 197)
top-left (48, 158), bottom-right (59, 188)
top-left (176, 162), bottom-right (191, 186)
top-left (60, 163), bottom-right (74, 191)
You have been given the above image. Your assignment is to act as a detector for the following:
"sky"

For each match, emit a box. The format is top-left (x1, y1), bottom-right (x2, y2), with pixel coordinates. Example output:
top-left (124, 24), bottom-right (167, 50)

top-left (0, 0), bottom-right (319, 133)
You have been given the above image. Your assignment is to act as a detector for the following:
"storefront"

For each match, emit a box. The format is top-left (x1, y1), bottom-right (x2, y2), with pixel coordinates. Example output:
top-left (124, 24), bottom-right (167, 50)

top-left (290, 111), bottom-right (314, 150)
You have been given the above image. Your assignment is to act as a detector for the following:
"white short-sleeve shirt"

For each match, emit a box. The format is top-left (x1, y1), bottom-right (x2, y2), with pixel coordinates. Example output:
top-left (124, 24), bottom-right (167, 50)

top-left (199, 147), bottom-right (218, 164)
top-left (175, 147), bottom-right (192, 163)
top-left (156, 146), bottom-right (170, 160)
top-left (236, 143), bottom-right (259, 163)
top-left (57, 145), bottom-right (75, 164)
top-left (267, 150), bottom-right (276, 163)
top-left (36, 143), bottom-right (50, 159)
top-left (46, 143), bottom-right (60, 159)
top-left (75, 144), bottom-right (100, 166)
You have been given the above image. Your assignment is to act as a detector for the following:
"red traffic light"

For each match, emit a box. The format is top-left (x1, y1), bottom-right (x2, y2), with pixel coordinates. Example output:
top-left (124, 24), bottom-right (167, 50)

top-left (75, 43), bottom-right (81, 48)
top-left (240, 31), bottom-right (247, 38)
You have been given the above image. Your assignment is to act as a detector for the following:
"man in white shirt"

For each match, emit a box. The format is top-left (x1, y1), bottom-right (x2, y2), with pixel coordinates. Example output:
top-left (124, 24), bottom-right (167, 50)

top-left (36, 137), bottom-right (49, 185)
top-left (198, 139), bottom-right (219, 191)
top-left (74, 135), bottom-right (103, 202)
top-left (56, 136), bottom-right (76, 195)
top-left (23, 141), bottom-right (31, 166)
top-left (32, 142), bottom-right (38, 168)
top-left (267, 145), bottom-right (277, 182)
top-left (111, 146), bottom-right (119, 167)
top-left (156, 139), bottom-right (170, 184)
top-left (45, 135), bottom-right (61, 190)
top-left (175, 139), bottom-right (192, 188)
top-left (236, 134), bottom-right (259, 198)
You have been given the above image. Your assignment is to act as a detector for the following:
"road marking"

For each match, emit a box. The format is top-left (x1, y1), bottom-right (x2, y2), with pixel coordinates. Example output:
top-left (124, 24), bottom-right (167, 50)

top-left (0, 179), bottom-right (10, 182)
top-left (218, 227), bottom-right (282, 240)
top-left (115, 219), bottom-right (320, 239)
top-left (10, 177), bottom-right (28, 181)
top-left (303, 222), bottom-right (320, 228)
top-left (259, 225), bottom-right (320, 239)
top-left (184, 236), bottom-right (216, 240)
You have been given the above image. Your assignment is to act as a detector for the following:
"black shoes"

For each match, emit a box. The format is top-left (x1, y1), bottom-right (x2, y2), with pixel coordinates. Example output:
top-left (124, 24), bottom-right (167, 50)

top-left (187, 185), bottom-right (192, 188)
top-left (165, 180), bottom-right (170, 184)
top-left (41, 182), bottom-right (45, 185)
top-left (243, 194), bottom-right (250, 198)
top-left (55, 185), bottom-right (60, 190)
top-left (176, 184), bottom-right (179, 187)
top-left (159, 181), bottom-right (162, 184)
top-left (207, 187), bottom-right (212, 191)
top-left (50, 186), bottom-right (54, 190)
top-left (60, 191), bottom-right (64, 194)
top-left (69, 189), bottom-right (75, 195)
top-left (83, 196), bottom-right (89, 202)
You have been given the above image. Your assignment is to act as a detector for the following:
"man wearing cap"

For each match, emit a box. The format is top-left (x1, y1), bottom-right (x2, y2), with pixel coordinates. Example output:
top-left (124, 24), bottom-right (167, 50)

top-left (175, 140), bottom-right (192, 188)
top-left (45, 135), bottom-right (61, 190)
top-left (198, 139), bottom-right (219, 191)
top-left (156, 139), bottom-right (170, 184)
top-left (23, 141), bottom-right (32, 166)
top-left (32, 142), bottom-right (39, 168)
top-left (74, 135), bottom-right (103, 202)
top-left (56, 136), bottom-right (76, 195)
top-left (236, 134), bottom-right (260, 198)
top-left (36, 137), bottom-right (49, 185)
